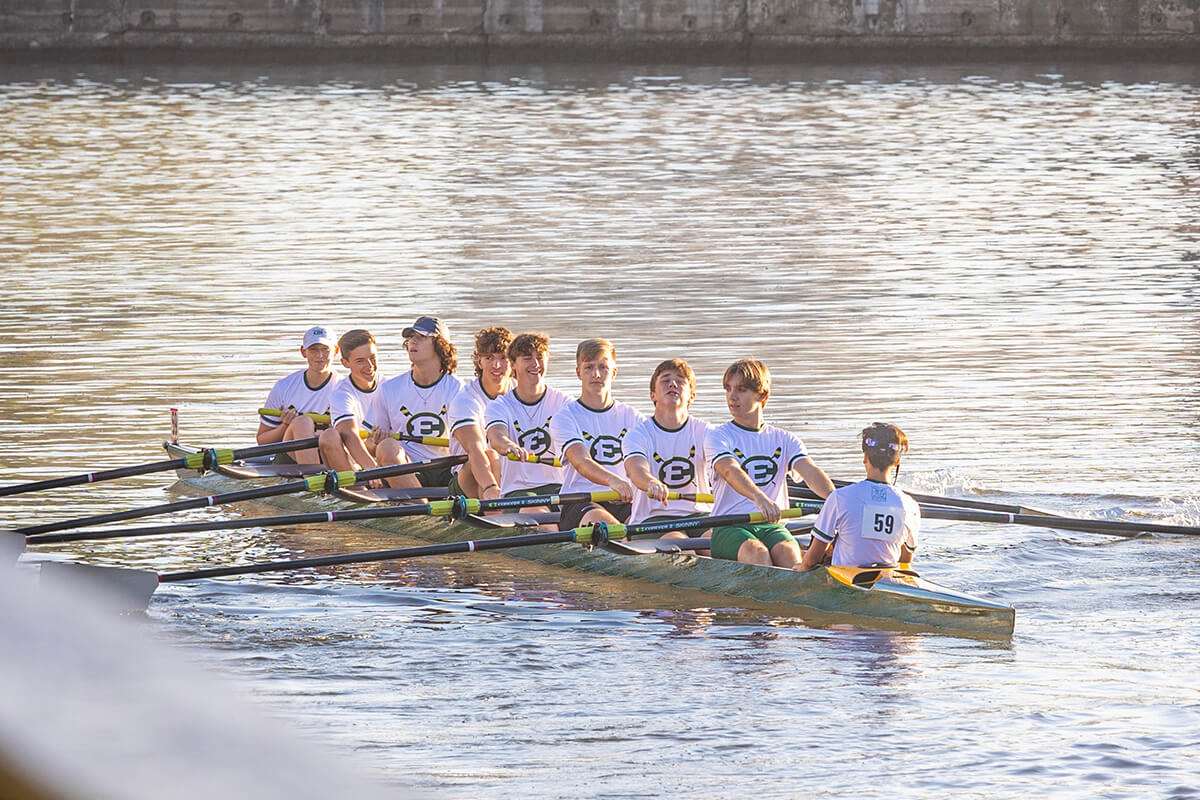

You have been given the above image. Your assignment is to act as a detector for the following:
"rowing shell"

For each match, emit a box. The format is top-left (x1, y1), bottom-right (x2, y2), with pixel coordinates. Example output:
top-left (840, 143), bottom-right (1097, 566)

top-left (163, 443), bottom-right (1016, 637)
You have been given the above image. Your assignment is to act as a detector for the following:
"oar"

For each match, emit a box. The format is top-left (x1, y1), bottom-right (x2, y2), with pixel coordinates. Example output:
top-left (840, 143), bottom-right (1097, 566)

top-left (261, 408), bottom-right (562, 466)
top-left (261, 408), bottom-right (452, 446)
top-left (20, 489), bottom-right (699, 546)
top-left (787, 486), bottom-right (1198, 538)
top-left (40, 526), bottom-right (610, 611)
top-left (919, 506), bottom-right (1200, 538)
top-left (10, 456), bottom-right (467, 536)
top-left (38, 504), bottom-right (818, 611)
top-left (788, 480), bottom-right (1052, 516)
top-left (0, 438), bottom-right (323, 498)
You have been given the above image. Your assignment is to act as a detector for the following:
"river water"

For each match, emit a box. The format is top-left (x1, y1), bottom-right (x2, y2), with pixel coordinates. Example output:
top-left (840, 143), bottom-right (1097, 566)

top-left (1, 60), bottom-right (1199, 798)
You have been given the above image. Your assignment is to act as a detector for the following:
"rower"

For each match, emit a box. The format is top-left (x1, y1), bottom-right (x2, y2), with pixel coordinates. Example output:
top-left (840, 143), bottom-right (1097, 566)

top-left (318, 329), bottom-right (389, 477)
top-left (798, 423), bottom-right (919, 571)
top-left (256, 326), bottom-right (338, 465)
top-left (484, 332), bottom-right (569, 503)
top-left (623, 358), bottom-right (712, 544)
top-left (705, 358), bottom-right (835, 568)
top-left (446, 326), bottom-right (514, 500)
top-left (376, 316), bottom-right (464, 490)
top-left (551, 339), bottom-right (646, 531)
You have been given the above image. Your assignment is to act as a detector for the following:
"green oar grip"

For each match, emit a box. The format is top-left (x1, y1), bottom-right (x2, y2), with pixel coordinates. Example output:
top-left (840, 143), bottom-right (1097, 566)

top-left (182, 449), bottom-right (235, 470)
top-left (305, 471), bottom-right (356, 492)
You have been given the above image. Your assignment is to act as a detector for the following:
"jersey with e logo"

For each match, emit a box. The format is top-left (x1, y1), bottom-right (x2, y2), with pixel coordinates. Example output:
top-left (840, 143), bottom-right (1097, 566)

top-left (734, 446), bottom-right (783, 487)
top-left (623, 416), bottom-right (712, 525)
top-left (483, 385), bottom-right (570, 495)
top-left (654, 445), bottom-right (696, 488)
top-left (705, 420), bottom-right (808, 517)
top-left (397, 404), bottom-right (447, 438)
top-left (550, 399), bottom-right (646, 495)
top-left (582, 428), bottom-right (627, 465)
top-left (380, 371), bottom-right (463, 462)
top-left (514, 419), bottom-right (553, 455)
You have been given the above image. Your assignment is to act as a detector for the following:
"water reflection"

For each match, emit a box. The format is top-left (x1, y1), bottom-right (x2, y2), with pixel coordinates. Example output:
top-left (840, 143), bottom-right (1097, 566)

top-left (3, 63), bottom-right (1200, 798)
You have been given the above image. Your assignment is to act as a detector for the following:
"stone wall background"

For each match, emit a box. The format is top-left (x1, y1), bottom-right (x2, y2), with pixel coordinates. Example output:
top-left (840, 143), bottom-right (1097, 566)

top-left (1, 0), bottom-right (1197, 59)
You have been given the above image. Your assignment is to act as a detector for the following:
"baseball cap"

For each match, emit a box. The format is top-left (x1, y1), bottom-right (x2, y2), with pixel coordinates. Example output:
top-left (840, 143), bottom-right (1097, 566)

top-left (402, 316), bottom-right (449, 339)
top-left (302, 326), bottom-right (335, 349)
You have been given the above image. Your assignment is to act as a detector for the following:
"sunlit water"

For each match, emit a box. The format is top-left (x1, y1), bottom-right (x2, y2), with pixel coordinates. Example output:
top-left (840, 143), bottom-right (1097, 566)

top-left (1, 60), bottom-right (1199, 798)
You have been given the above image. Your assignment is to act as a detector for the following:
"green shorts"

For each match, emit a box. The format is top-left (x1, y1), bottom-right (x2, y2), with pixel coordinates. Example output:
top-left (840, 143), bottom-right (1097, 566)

top-left (446, 471), bottom-right (465, 496)
top-left (503, 483), bottom-right (562, 499)
top-left (415, 463), bottom-right (454, 489)
top-left (710, 522), bottom-right (797, 561)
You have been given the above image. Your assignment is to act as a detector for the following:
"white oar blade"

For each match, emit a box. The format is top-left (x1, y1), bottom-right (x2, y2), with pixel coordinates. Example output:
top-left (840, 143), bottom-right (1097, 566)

top-left (39, 562), bottom-right (158, 612)
top-left (1, 532), bottom-right (25, 566)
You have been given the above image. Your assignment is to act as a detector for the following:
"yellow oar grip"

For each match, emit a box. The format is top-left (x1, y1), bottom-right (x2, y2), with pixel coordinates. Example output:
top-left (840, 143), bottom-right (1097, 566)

top-left (260, 407), bottom-right (332, 424)
top-left (428, 499), bottom-right (456, 517)
top-left (417, 436), bottom-right (451, 447)
top-left (508, 453), bottom-right (562, 467)
top-left (745, 507), bottom-right (810, 524)
top-left (351, 430), bottom-right (451, 447)
top-left (661, 492), bottom-right (714, 503)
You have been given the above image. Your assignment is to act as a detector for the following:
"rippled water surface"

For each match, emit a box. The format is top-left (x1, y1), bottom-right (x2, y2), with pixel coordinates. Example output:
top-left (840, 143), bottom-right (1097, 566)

top-left (2, 61), bottom-right (1199, 798)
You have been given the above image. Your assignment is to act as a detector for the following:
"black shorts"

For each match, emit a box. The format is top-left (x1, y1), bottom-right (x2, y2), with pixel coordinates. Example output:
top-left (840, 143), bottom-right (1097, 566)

top-left (557, 500), bottom-right (631, 531)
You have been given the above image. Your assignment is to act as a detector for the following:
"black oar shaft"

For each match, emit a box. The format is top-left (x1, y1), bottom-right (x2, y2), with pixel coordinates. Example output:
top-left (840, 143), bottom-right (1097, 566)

top-left (921, 507), bottom-right (1200, 537)
top-left (25, 502), bottom-right (444, 545)
top-left (0, 438), bottom-right (321, 497)
top-left (474, 490), bottom-right (621, 513)
top-left (16, 480), bottom-right (311, 535)
top-left (159, 530), bottom-right (580, 582)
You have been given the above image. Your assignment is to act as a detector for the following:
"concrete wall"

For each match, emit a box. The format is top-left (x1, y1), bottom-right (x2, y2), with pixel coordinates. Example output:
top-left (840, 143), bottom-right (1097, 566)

top-left (1, 0), bottom-right (1197, 59)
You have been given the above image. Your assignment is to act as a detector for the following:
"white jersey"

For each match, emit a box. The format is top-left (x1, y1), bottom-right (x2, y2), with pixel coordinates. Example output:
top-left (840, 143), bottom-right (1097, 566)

top-left (484, 386), bottom-right (570, 494)
top-left (550, 400), bottom-right (646, 495)
top-left (260, 369), bottom-right (337, 428)
top-left (447, 377), bottom-right (513, 474)
top-left (329, 375), bottom-right (389, 432)
top-left (623, 416), bottom-right (712, 524)
top-left (811, 479), bottom-right (920, 567)
top-left (705, 421), bottom-right (808, 516)
top-left (380, 371), bottom-right (463, 463)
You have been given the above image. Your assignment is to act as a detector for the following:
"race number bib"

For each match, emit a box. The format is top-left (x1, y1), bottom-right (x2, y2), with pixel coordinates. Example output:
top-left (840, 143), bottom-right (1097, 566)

top-left (861, 504), bottom-right (903, 542)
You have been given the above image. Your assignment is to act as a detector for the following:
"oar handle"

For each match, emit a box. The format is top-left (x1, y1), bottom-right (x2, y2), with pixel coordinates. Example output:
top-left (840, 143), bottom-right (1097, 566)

top-left (260, 407), bottom-right (332, 424)
top-left (589, 506), bottom-right (816, 540)
top-left (264, 409), bottom-right (563, 462)
top-left (261, 409), bottom-right (455, 448)
top-left (507, 452), bottom-right (562, 467)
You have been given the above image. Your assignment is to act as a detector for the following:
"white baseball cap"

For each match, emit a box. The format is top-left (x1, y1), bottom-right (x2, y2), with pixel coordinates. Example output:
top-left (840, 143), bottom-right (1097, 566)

top-left (302, 326), bottom-right (335, 349)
